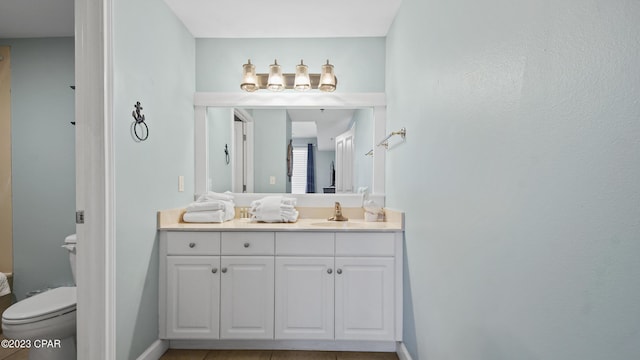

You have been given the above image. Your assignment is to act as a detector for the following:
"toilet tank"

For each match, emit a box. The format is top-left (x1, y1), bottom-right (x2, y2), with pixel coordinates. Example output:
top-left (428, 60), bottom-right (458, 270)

top-left (63, 234), bottom-right (77, 284)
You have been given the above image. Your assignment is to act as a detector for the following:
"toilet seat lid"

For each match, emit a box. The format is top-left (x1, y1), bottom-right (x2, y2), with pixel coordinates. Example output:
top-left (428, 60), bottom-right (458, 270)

top-left (2, 287), bottom-right (76, 323)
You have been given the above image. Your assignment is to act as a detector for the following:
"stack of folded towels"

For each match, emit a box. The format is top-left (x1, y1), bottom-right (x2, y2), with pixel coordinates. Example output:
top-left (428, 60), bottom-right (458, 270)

top-left (183, 192), bottom-right (235, 223)
top-left (249, 196), bottom-right (299, 223)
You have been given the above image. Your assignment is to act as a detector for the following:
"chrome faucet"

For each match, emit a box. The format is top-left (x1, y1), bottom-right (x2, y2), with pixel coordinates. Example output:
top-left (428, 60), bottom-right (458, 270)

top-left (328, 202), bottom-right (348, 221)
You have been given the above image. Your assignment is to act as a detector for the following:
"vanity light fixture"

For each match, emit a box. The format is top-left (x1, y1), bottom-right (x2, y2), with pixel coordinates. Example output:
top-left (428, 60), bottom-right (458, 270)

top-left (240, 59), bottom-right (338, 92)
top-left (294, 60), bottom-right (311, 91)
top-left (240, 59), bottom-right (259, 92)
top-left (318, 60), bottom-right (337, 92)
top-left (267, 59), bottom-right (285, 92)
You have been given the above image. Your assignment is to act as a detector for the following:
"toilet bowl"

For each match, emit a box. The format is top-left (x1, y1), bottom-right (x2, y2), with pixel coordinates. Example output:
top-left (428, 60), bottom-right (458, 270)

top-left (1, 234), bottom-right (77, 360)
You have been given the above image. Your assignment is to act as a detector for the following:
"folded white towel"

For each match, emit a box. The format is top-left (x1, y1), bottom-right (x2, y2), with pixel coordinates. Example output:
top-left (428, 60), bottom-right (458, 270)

top-left (186, 200), bottom-right (233, 213)
top-left (364, 199), bottom-right (383, 214)
top-left (197, 191), bottom-right (234, 202)
top-left (250, 196), bottom-right (298, 223)
top-left (183, 208), bottom-right (235, 223)
top-left (0, 272), bottom-right (11, 297)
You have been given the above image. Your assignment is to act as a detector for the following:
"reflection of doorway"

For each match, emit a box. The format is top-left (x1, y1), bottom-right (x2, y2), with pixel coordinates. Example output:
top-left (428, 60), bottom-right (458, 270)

top-left (335, 127), bottom-right (355, 193)
top-left (0, 46), bottom-right (12, 274)
top-left (233, 109), bottom-right (254, 193)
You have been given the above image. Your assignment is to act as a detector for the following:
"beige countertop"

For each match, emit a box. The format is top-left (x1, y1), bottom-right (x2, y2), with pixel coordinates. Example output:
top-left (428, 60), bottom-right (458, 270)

top-left (158, 208), bottom-right (404, 232)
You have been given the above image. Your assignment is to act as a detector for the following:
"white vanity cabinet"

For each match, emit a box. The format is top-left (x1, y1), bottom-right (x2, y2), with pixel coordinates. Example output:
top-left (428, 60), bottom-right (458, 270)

top-left (163, 232), bottom-right (221, 339)
top-left (220, 232), bottom-right (275, 339)
top-left (334, 233), bottom-right (396, 341)
top-left (275, 232), bottom-right (335, 340)
top-left (159, 228), bottom-right (403, 348)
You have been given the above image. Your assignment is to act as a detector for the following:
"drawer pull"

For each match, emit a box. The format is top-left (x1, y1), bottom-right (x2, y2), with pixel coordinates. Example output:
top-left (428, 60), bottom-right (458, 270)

top-left (336, 269), bottom-right (342, 275)
top-left (327, 268), bottom-right (333, 274)
top-left (244, 242), bottom-right (250, 248)
top-left (221, 267), bottom-right (227, 273)
top-left (188, 242), bottom-right (196, 248)
top-left (211, 268), bottom-right (218, 274)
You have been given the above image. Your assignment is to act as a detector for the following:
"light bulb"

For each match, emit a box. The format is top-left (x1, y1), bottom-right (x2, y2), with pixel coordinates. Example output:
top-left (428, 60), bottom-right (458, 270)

top-left (267, 59), bottom-right (284, 92)
top-left (240, 59), bottom-right (258, 92)
top-left (318, 60), bottom-right (336, 92)
top-left (294, 60), bottom-right (311, 91)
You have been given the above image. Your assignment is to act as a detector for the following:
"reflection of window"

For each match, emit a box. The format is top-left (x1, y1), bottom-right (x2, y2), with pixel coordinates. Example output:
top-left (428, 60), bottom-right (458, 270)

top-left (291, 147), bottom-right (308, 194)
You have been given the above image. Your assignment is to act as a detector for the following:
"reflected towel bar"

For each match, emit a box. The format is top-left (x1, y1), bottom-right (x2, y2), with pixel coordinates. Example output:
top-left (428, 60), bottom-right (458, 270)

top-left (377, 127), bottom-right (406, 148)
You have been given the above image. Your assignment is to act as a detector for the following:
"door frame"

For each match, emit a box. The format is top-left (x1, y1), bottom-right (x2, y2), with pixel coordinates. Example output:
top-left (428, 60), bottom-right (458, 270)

top-left (75, 0), bottom-right (115, 358)
top-left (0, 46), bottom-right (13, 275)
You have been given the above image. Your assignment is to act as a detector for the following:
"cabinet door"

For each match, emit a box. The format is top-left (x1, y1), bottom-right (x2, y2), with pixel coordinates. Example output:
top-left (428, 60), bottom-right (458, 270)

top-left (275, 257), bottom-right (334, 340)
top-left (220, 256), bottom-right (275, 339)
top-left (335, 257), bottom-right (394, 341)
top-left (166, 256), bottom-right (220, 339)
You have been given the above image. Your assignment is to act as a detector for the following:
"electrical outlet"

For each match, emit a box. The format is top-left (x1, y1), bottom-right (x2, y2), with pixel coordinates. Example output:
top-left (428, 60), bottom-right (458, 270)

top-left (178, 176), bottom-right (184, 192)
top-left (269, 176), bottom-right (276, 185)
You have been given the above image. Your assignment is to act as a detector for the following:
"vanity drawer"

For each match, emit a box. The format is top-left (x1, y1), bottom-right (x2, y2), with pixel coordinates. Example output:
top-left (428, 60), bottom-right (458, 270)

top-left (221, 232), bottom-right (274, 255)
top-left (276, 232), bottom-right (335, 256)
top-left (335, 232), bottom-right (395, 256)
top-left (166, 231), bottom-right (221, 255)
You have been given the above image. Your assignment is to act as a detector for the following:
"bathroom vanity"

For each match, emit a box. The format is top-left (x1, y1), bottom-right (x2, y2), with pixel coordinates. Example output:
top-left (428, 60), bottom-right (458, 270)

top-left (157, 208), bottom-right (404, 351)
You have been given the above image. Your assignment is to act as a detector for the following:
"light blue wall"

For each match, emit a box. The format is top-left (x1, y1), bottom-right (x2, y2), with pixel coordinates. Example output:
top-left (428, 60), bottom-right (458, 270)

top-left (352, 108), bottom-right (373, 192)
top-left (386, 0), bottom-right (640, 359)
top-left (208, 108), bottom-right (233, 192)
top-left (112, 0), bottom-right (195, 358)
top-left (1, 38), bottom-right (76, 300)
top-left (196, 38), bottom-right (385, 92)
top-left (253, 109), bottom-right (288, 193)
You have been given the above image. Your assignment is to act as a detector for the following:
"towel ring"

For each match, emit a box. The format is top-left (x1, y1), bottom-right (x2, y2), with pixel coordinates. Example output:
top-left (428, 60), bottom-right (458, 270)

top-left (132, 101), bottom-right (149, 141)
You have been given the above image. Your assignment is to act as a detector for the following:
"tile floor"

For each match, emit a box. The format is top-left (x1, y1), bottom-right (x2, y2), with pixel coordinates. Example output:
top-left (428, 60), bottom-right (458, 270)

top-left (160, 349), bottom-right (399, 360)
top-left (1, 334), bottom-right (399, 360)
top-left (0, 334), bottom-right (28, 360)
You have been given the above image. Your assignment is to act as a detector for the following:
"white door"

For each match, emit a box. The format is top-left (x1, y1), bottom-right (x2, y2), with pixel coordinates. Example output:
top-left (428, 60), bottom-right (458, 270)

top-left (335, 128), bottom-right (355, 193)
top-left (232, 113), bottom-right (254, 193)
top-left (166, 256), bottom-right (220, 339)
top-left (335, 257), bottom-right (394, 341)
top-left (220, 256), bottom-right (274, 339)
top-left (275, 257), bottom-right (334, 340)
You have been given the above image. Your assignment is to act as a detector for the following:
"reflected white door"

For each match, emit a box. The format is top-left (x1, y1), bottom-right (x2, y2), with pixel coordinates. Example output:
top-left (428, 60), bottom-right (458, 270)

top-left (233, 118), bottom-right (254, 192)
top-left (335, 127), bottom-right (355, 193)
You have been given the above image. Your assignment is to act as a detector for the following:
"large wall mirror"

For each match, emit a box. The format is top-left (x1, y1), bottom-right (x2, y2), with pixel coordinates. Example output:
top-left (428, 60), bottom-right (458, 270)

top-left (194, 93), bottom-right (386, 197)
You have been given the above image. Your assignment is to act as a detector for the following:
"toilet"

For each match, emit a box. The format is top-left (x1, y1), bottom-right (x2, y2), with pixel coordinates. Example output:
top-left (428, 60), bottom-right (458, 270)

top-left (2, 234), bottom-right (77, 360)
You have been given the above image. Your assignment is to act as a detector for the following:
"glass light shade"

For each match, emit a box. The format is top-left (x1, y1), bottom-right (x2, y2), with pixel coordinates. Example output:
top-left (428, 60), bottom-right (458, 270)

top-left (294, 60), bottom-right (311, 91)
top-left (240, 60), bottom-right (258, 92)
top-left (267, 59), bottom-right (285, 92)
top-left (318, 60), bottom-right (336, 92)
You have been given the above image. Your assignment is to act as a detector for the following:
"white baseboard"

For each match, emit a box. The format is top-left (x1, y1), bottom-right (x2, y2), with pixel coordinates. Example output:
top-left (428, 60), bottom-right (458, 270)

top-left (396, 342), bottom-right (413, 360)
top-left (136, 339), bottom-right (169, 360)
top-left (169, 339), bottom-right (397, 352)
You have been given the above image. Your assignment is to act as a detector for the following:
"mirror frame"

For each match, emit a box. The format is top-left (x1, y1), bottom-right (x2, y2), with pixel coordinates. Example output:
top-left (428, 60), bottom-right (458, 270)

top-left (194, 92), bottom-right (386, 196)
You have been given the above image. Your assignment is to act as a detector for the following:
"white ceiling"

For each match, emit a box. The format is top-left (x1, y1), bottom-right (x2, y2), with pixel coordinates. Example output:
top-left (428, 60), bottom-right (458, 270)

top-left (0, 0), bottom-right (74, 38)
top-left (0, 0), bottom-right (400, 39)
top-left (164, 0), bottom-right (402, 38)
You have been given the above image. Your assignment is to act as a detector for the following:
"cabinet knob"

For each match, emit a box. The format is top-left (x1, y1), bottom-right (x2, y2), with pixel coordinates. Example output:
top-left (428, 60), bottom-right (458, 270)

top-left (211, 268), bottom-right (218, 274)
top-left (327, 268), bottom-right (333, 274)
top-left (244, 242), bottom-right (250, 248)
top-left (221, 267), bottom-right (227, 273)
top-left (188, 242), bottom-right (196, 248)
top-left (336, 269), bottom-right (342, 275)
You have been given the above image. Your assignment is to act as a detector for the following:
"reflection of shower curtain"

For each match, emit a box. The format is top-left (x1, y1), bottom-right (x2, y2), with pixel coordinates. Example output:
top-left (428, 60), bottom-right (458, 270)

top-left (306, 143), bottom-right (315, 193)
